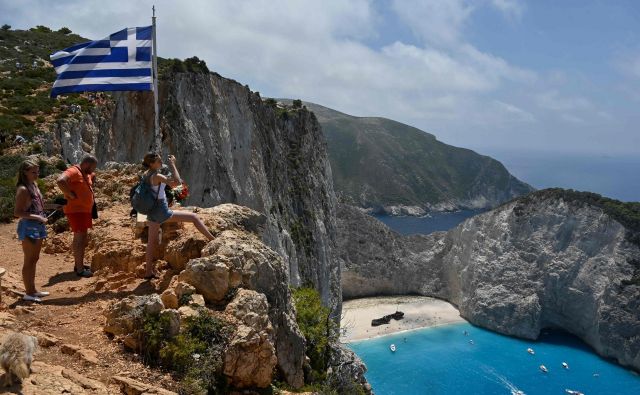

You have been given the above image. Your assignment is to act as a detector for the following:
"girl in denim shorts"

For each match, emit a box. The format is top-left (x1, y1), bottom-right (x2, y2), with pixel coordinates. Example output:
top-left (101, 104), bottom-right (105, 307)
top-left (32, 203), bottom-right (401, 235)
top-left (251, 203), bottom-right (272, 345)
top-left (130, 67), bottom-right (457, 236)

top-left (141, 153), bottom-right (215, 279)
top-left (14, 159), bottom-right (62, 302)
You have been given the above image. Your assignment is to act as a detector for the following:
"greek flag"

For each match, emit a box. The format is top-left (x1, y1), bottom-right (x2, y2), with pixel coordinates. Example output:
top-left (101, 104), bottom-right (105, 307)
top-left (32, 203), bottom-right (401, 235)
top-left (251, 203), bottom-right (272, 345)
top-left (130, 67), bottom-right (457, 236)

top-left (50, 26), bottom-right (153, 97)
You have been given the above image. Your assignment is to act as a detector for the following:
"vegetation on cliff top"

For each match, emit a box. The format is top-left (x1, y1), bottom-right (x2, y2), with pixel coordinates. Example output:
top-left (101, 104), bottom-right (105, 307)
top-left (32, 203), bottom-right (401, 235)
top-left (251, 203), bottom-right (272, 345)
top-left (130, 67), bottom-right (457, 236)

top-left (515, 188), bottom-right (640, 246)
top-left (0, 26), bottom-right (99, 151)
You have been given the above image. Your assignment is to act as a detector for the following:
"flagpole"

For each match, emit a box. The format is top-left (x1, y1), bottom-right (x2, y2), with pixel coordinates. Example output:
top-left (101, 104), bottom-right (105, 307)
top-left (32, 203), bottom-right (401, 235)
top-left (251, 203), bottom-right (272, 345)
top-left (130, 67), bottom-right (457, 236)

top-left (152, 5), bottom-right (161, 154)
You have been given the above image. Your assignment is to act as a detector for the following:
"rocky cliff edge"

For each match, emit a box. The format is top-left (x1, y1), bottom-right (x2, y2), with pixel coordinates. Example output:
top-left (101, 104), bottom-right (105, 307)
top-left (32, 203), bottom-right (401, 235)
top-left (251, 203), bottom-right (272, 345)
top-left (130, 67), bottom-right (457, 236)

top-left (338, 189), bottom-right (640, 371)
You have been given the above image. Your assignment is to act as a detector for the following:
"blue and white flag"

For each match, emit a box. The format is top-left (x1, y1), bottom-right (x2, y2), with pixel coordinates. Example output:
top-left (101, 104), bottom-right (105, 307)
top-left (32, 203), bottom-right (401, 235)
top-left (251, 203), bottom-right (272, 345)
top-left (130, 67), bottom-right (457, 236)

top-left (50, 26), bottom-right (153, 97)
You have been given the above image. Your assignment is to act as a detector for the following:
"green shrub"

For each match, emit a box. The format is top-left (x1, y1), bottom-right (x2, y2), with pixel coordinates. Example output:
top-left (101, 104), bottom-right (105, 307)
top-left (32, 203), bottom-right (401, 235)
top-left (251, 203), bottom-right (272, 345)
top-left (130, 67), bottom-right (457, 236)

top-left (292, 287), bottom-right (337, 382)
top-left (140, 309), bottom-right (230, 394)
top-left (57, 27), bottom-right (72, 34)
top-left (1, 24), bottom-right (10, 31)
top-left (30, 25), bottom-right (52, 33)
top-left (292, 99), bottom-right (302, 108)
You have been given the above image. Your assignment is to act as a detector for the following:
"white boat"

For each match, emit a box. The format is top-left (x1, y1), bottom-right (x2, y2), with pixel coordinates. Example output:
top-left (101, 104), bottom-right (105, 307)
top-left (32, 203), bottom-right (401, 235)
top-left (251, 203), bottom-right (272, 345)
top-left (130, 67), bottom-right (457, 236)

top-left (527, 348), bottom-right (535, 355)
top-left (539, 365), bottom-right (548, 373)
top-left (390, 344), bottom-right (396, 352)
top-left (565, 390), bottom-right (584, 395)
top-left (562, 362), bottom-right (569, 369)
top-left (469, 340), bottom-right (475, 345)
top-left (511, 391), bottom-right (525, 395)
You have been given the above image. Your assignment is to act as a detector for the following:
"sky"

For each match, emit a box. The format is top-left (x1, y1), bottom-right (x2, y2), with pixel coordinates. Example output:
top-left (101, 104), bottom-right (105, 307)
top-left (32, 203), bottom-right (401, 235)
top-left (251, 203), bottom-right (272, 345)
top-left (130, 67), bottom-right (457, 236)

top-left (2, 0), bottom-right (640, 157)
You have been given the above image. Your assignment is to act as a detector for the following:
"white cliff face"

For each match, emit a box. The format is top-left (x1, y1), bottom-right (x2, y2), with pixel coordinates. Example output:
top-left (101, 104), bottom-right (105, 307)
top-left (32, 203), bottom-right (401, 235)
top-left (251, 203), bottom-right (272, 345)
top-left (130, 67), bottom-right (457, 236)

top-left (338, 192), bottom-right (640, 371)
top-left (46, 72), bottom-right (340, 313)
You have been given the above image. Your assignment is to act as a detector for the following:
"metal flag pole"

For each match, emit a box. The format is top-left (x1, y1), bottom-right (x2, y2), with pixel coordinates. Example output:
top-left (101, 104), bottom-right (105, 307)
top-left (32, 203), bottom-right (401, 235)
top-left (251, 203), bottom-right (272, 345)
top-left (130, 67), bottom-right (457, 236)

top-left (152, 5), bottom-right (161, 154)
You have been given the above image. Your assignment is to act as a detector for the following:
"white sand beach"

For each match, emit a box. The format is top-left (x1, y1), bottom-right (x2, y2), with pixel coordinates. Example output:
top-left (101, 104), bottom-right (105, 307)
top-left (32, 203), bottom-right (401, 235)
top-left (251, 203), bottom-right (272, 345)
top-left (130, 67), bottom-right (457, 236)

top-left (340, 295), bottom-right (466, 342)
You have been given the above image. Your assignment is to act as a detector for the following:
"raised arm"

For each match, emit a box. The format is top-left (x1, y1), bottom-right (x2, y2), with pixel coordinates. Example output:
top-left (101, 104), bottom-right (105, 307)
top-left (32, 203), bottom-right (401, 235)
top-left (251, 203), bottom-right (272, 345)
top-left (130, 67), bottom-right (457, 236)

top-left (165, 155), bottom-right (183, 188)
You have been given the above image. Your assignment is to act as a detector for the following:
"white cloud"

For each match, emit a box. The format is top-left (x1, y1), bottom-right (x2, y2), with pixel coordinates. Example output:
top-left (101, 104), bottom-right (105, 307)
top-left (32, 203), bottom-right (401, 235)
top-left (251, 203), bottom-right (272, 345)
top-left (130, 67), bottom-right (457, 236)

top-left (390, 0), bottom-right (473, 47)
top-left (614, 51), bottom-right (640, 80)
top-left (2, 0), bottom-right (635, 155)
top-left (535, 90), bottom-right (592, 112)
top-left (494, 100), bottom-right (535, 122)
top-left (489, 0), bottom-right (525, 21)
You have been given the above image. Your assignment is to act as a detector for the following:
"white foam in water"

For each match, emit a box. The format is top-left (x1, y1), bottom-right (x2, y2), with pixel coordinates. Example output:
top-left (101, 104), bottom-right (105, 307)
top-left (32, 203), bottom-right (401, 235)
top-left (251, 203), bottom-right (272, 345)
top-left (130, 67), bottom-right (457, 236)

top-left (481, 365), bottom-right (524, 394)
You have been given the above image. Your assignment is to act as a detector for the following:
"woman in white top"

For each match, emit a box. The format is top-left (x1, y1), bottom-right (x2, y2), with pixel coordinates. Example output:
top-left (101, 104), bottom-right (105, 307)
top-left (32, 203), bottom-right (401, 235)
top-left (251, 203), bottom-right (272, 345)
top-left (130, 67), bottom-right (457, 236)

top-left (142, 153), bottom-right (215, 279)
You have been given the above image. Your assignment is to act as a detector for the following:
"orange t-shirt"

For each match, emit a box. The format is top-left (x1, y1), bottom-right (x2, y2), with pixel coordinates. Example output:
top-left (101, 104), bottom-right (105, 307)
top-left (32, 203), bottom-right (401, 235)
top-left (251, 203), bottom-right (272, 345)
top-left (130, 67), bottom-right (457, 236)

top-left (62, 166), bottom-right (94, 214)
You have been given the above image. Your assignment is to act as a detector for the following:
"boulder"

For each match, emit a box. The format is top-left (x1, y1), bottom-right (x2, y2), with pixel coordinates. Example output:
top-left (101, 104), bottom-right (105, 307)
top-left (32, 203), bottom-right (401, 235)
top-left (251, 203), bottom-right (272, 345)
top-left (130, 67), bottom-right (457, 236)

top-left (163, 233), bottom-right (207, 271)
top-left (179, 256), bottom-right (232, 304)
top-left (223, 289), bottom-right (277, 389)
top-left (103, 294), bottom-right (164, 350)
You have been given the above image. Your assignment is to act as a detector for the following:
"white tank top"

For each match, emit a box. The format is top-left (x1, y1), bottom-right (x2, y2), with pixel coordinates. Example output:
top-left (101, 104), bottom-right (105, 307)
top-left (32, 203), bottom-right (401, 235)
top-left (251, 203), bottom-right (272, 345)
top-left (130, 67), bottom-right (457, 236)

top-left (150, 182), bottom-right (167, 201)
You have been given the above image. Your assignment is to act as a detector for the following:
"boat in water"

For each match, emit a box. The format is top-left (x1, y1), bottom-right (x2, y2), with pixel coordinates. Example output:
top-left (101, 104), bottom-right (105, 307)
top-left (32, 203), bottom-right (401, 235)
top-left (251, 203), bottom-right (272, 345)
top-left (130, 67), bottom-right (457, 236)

top-left (562, 362), bottom-right (569, 369)
top-left (390, 344), bottom-right (396, 352)
top-left (565, 390), bottom-right (584, 395)
top-left (540, 365), bottom-right (549, 373)
top-left (527, 348), bottom-right (535, 355)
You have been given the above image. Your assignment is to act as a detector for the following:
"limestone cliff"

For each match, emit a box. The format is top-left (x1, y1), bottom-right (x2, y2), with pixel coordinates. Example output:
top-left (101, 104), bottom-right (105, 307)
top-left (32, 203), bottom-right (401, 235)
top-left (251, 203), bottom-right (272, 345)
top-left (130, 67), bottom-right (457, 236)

top-left (45, 72), bottom-right (339, 311)
top-left (338, 190), bottom-right (640, 371)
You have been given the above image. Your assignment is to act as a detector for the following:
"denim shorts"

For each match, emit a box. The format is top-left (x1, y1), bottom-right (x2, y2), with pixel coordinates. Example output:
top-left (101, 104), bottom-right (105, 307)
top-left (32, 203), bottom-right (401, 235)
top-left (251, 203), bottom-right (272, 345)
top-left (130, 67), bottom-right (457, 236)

top-left (17, 219), bottom-right (47, 241)
top-left (146, 199), bottom-right (173, 224)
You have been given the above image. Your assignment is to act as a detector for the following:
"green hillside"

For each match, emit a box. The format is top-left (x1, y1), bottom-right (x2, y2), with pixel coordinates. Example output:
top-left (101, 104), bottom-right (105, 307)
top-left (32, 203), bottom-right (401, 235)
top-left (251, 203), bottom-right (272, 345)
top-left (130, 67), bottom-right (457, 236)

top-left (287, 101), bottom-right (534, 211)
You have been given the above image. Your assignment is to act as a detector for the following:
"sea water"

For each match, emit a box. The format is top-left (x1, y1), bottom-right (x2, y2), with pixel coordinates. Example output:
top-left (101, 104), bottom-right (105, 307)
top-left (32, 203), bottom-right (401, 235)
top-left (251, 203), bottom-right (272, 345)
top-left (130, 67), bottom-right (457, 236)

top-left (373, 209), bottom-right (485, 236)
top-left (349, 322), bottom-right (640, 395)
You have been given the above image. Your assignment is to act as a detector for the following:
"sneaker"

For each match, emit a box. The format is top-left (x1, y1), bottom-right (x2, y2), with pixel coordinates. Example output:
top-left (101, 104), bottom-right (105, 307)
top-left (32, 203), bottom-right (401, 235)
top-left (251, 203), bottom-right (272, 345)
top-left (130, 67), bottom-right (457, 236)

top-left (23, 294), bottom-right (42, 303)
top-left (33, 291), bottom-right (50, 297)
top-left (75, 267), bottom-right (93, 278)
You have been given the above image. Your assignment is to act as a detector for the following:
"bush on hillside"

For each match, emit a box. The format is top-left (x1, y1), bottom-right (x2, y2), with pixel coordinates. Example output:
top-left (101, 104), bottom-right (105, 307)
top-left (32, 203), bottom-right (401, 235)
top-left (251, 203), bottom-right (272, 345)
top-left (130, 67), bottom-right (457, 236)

top-left (292, 287), bottom-right (338, 382)
top-left (140, 309), bottom-right (230, 394)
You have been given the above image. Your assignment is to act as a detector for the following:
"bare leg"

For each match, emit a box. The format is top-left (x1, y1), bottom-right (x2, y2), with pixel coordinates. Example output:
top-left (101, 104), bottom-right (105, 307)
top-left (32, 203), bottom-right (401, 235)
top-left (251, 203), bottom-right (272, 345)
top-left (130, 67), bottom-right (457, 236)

top-left (145, 221), bottom-right (160, 277)
top-left (72, 231), bottom-right (88, 272)
top-left (21, 239), bottom-right (42, 295)
top-left (166, 211), bottom-right (215, 240)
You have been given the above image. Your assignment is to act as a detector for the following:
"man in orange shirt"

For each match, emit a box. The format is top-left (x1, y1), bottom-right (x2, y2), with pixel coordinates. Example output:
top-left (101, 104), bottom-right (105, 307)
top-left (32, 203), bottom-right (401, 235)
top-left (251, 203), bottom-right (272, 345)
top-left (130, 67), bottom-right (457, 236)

top-left (56, 155), bottom-right (98, 277)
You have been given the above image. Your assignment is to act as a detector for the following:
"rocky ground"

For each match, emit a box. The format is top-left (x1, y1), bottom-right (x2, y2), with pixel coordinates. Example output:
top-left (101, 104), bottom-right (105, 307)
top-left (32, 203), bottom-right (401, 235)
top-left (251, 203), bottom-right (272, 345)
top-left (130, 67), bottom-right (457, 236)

top-left (0, 204), bottom-right (182, 394)
top-left (0, 166), bottom-right (320, 394)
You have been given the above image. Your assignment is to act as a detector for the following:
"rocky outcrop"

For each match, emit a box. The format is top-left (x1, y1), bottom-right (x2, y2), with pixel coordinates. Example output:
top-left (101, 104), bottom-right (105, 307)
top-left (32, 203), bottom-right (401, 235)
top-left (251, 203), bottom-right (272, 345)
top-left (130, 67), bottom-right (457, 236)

top-left (46, 72), bottom-right (340, 313)
top-left (223, 289), bottom-right (277, 388)
top-left (327, 343), bottom-right (371, 394)
top-left (101, 203), bottom-right (306, 389)
top-left (338, 191), bottom-right (640, 371)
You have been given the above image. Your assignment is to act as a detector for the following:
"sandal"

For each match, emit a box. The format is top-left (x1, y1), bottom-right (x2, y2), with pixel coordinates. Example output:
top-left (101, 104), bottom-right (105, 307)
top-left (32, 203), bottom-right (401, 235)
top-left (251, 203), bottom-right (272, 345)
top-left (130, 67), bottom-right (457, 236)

top-left (23, 294), bottom-right (42, 303)
top-left (75, 267), bottom-right (93, 278)
top-left (33, 291), bottom-right (50, 297)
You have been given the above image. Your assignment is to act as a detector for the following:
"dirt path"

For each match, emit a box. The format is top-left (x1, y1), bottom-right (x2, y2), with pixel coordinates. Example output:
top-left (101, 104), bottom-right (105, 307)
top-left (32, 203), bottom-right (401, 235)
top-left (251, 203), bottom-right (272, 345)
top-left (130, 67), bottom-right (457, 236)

top-left (0, 211), bottom-right (181, 394)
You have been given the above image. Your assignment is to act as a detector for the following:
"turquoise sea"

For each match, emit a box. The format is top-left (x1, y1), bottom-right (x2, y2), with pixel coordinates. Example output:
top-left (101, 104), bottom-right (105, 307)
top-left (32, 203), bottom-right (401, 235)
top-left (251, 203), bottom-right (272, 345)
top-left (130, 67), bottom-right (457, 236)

top-left (349, 322), bottom-right (640, 395)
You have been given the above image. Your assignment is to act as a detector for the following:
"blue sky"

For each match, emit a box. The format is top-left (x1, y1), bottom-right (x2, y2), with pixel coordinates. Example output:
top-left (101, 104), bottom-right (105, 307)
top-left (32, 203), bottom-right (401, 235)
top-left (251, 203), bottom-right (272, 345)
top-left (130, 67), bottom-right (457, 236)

top-left (2, 0), bottom-right (639, 156)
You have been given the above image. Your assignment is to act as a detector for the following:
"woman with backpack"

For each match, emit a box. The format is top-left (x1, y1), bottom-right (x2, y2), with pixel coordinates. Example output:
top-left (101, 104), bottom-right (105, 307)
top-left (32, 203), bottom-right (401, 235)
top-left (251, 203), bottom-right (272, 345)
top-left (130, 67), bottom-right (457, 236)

top-left (141, 153), bottom-right (215, 279)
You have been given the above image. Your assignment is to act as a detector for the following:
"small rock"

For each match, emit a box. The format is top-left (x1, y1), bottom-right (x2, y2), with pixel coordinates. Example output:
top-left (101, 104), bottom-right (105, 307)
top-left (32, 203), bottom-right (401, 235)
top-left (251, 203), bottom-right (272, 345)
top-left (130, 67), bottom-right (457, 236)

top-left (177, 305), bottom-right (199, 320)
top-left (160, 289), bottom-right (178, 309)
top-left (111, 375), bottom-right (178, 395)
top-left (190, 293), bottom-right (205, 307)
top-left (36, 332), bottom-right (61, 347)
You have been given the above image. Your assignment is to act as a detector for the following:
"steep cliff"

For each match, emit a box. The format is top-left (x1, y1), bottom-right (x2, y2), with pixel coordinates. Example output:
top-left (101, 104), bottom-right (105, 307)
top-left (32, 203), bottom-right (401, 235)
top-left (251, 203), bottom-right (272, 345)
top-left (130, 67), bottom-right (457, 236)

top-left (338, 190), bottom-right (640, 371)
top-left (283, 101), bottom-right (533, 215)
top-left (46, 72), bottom-right (340, 311)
